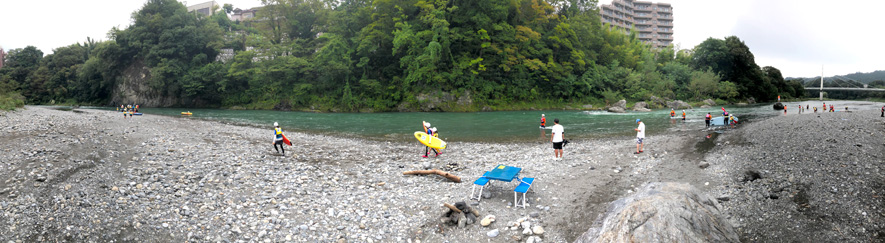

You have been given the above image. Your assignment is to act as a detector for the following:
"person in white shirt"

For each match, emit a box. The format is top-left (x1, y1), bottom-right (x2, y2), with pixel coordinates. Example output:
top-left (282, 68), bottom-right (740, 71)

top-left (550, 118), bottom-right (564, 160)
top-left (634, 119), bottom-right (645, 154)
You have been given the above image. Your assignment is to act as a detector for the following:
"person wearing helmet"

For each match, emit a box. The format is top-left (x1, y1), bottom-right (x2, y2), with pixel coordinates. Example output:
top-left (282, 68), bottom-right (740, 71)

top-left (634, 119), bottom-right (645, 154)
top-left (681, 110), bottom-right (686, 121)
top-left (670, 109), bottom-right (675, 118)
top-left (421, 121), bottom-right (439, 158)
top-left (539, 114), bottom-right (547, 138)
top-left (273, 122), bottom-right (285, 154)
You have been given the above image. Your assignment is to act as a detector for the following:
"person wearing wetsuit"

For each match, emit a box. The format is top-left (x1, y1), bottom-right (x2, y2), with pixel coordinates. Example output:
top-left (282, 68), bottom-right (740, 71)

top-left (540, 114), bottom-right (547, 137)
top-left (273, 122), bottom-right (285, 154)
top-left (422, 121), bottom-right (439, 158)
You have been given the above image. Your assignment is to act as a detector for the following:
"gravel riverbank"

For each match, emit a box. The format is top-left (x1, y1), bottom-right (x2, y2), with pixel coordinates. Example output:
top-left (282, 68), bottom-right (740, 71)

top-left (705, 109), bottom-right (885, 242)
top-left (1, 106), bottom-right (882, 242)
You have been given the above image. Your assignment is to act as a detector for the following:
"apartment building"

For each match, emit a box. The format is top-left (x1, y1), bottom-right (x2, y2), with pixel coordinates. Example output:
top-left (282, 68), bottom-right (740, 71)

top-left (600, 0), bottom-right (673, 48)
top-left (230, 7), bottom-right (261, 22)
top-left (186, 1), bottom-right (218, 16)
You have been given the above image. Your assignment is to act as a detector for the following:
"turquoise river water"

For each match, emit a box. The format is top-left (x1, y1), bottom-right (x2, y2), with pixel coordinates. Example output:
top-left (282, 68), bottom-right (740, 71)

top-left (85, 100), bottom-right (883, 142)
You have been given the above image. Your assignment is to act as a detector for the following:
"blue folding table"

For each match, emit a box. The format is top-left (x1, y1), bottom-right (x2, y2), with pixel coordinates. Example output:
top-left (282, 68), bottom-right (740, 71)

top-left (485, 164), bottom-right (522, 182)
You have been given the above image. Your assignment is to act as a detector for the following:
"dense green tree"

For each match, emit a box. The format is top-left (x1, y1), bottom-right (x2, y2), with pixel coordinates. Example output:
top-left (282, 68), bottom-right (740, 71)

top-left (2, 46), bottom-right (45, 101)
top-left (690, 38), bottom-right (729, 81)
top-left (687, 69), bottom-right (720, 99)
top-left (717, 81), bottom-right (739, 100)
top-left (6, 0), bottom-right (801, 110)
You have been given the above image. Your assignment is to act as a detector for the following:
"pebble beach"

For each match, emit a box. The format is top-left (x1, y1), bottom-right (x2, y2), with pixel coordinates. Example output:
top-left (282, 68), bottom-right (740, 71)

top-left (1, 106), bottom-right (882, 242)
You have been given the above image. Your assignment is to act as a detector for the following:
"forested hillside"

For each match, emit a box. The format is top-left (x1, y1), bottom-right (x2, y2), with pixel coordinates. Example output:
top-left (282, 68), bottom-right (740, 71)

top-left (0, 0), bottom-right (803, 111)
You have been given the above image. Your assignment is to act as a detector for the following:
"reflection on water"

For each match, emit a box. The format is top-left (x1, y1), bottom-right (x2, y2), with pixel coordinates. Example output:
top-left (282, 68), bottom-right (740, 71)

top-left (81, 100), bottom-right (884, 142)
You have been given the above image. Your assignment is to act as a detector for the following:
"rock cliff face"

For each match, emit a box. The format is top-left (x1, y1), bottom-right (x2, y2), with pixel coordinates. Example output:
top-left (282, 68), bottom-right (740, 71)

top-left (109, 59), bottom-right (214, 107)
top-left (110, 59), bottom-right (180, 107)
top-left (576, 182), bottom-right (739, 243)
top-left (398, 91), bottom-right (473, 112)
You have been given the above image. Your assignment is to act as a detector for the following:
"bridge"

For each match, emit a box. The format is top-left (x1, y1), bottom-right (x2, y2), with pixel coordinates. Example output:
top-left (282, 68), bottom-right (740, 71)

top-left (804, 87), bottom-right (885, 92)
top-left (805, 69), bottom-right (885, 100)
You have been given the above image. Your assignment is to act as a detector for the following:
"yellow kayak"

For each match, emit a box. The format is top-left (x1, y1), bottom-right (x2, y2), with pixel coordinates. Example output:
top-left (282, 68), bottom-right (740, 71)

top-left (414, 131), bottom-right (446, 149)
top-left (181, 112), bottom-right (192, 115)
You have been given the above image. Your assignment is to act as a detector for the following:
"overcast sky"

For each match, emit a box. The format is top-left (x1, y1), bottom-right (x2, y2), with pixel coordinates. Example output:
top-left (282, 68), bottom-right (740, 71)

top-left (0, 0), bottom-right (262, 54)
top-left (2, 0), bottom-right (882, 78)
top-left (599, 0), bottom-right (885, 78)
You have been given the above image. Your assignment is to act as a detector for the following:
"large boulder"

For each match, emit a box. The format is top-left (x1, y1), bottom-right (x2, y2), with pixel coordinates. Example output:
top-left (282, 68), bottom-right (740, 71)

top-left (703, 99), bottom-right (716, 106)
top-left (667, 100), bottom-right (693, 109)
top-left (773, 102), bottom-right (784, 110)
top-left (576, 182), bottom-right (739, 243)
top-left (632, 102), bottom-right (651, 112)
top-left (648, 96), bottom-right (668, 108)
top-left (607, 107), bottom-right (626, 113)
top-left (746, 97), bottom-right (756, 104)
top-left (607, 100), bottom-right (627, 113)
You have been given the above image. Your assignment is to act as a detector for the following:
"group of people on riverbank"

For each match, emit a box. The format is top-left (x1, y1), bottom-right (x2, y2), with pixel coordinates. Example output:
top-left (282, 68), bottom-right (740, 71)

top-left (541, 114), bottom-right (645, 159)
top-left (117, 104), bottom-right (139, 119)
top-left (540, 107), bottom-right (742, 160)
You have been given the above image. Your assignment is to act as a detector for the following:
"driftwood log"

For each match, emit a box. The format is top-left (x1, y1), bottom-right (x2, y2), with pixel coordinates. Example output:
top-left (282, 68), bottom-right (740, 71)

top-left (441, 202), bottom-right (480, 226)
top-left (403, 169), bottom-right (461, 183)
top-left (445, 203), bottom-right (480, 217)
top-left (443, 203), bottom-right (463, 213)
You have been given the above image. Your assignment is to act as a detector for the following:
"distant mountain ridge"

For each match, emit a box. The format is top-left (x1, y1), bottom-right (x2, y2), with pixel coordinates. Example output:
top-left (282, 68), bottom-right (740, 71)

top-left (788, 70), bottom-right (885, 84)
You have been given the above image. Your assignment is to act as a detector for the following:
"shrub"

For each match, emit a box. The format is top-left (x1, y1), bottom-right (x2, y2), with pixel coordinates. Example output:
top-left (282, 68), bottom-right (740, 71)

top-left (0, 93), bottom-right (26, 111)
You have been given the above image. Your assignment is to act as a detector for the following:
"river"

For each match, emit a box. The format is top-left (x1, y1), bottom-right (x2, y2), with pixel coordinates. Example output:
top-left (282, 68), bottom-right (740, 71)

top-left (85, 100), bottom-right (884, 142)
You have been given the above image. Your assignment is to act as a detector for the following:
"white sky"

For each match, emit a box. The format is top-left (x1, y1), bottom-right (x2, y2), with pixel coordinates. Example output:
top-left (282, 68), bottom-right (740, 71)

top-left (599, 0), bottom-right (885, 78)
top-left (0, 0), bottom-right (262, 53)
top-left (2, 0), bottom-right (883, 78)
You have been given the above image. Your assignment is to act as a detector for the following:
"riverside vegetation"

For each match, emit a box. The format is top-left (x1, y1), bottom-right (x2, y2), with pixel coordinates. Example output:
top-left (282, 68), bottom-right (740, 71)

top-left (0, 0), bottom-right (806, 111)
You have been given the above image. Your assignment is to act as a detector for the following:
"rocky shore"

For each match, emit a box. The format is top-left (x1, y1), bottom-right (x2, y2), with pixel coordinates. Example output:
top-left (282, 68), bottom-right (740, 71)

top-left (705, 110), bottom-right (885, 242)
top-left (1, 106), bottom-right (882, 242)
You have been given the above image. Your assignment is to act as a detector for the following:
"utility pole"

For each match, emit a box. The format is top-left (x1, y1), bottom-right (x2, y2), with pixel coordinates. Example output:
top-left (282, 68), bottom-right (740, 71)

top-left (820, 65), bottom-right (824, 101)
